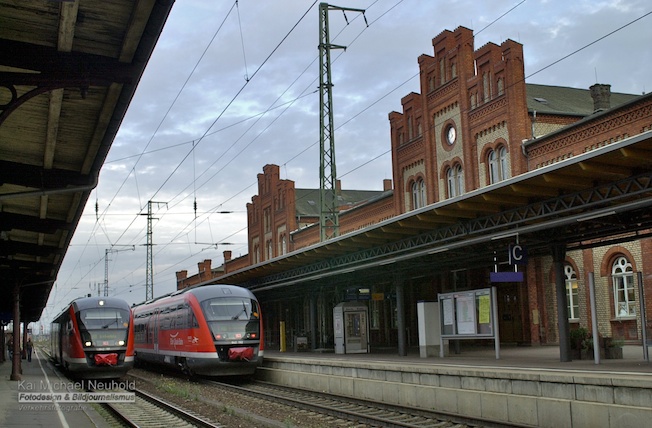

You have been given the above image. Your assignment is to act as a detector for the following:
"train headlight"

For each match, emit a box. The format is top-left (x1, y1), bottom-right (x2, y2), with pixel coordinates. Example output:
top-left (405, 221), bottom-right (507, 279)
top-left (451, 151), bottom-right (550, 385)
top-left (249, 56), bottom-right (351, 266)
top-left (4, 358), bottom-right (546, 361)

top-left (84, 341), bottom-right (92, 347)
top-left (117, 340), bottom-right (125, 346)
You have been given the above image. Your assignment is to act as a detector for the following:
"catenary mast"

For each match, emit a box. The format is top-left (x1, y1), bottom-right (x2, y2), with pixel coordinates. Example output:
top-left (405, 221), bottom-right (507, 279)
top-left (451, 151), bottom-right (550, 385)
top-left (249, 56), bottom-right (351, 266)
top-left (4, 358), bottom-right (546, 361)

top-left (318, 3), bottom-right (366, 241)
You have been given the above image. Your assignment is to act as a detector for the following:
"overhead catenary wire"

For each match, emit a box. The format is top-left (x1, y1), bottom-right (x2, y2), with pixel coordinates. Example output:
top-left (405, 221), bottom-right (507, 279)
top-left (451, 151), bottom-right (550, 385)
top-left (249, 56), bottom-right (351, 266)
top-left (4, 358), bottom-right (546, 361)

top-left (65, 2), bottom-right (500, 300)
top-left (50, 2), bottom-right (652, 317)
top-left (153, 4), bottom-right (652, 284)
top-left (47, 0), bottom-right (556, 301)
top-left (55, 2), bottom-right (322, 302)
top-left (57, 1), bottom-right (242, 289)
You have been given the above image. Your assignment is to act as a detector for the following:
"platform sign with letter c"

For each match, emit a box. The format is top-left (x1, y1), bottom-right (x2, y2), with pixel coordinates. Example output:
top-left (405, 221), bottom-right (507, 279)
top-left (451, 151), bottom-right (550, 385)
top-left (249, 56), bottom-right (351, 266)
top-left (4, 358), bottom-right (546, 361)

top-left (509, 244), bottom-right (527, 265)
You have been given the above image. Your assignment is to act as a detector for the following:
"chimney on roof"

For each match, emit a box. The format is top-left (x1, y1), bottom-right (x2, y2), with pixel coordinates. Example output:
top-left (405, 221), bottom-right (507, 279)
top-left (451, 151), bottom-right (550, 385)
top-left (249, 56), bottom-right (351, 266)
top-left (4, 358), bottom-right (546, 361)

top-left (176, 270), bottom-right (188, 290)
top-left (383, 179), bottom-right (392, 192)
top-left (590, 83), bottom-right (611, 113)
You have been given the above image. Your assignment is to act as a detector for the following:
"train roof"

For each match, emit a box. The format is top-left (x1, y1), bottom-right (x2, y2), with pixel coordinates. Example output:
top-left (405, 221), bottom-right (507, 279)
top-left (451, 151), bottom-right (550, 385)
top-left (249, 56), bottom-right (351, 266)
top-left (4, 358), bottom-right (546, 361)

top-left (132, 284), bottom-right (256, 310)
top-left (52, 296), bottom-right (131, 322)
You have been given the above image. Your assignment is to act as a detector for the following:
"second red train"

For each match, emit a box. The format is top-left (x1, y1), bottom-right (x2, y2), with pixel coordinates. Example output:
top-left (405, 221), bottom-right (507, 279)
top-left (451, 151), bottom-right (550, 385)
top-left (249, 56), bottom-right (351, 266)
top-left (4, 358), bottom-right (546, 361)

top-left (132, 284), bottom-right (264, 376)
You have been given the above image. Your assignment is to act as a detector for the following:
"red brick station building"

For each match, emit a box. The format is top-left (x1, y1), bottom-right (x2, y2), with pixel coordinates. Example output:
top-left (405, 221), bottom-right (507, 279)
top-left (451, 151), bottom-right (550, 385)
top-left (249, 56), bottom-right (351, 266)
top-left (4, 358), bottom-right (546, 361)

top-left (176, 27), bottom-right (652, 354)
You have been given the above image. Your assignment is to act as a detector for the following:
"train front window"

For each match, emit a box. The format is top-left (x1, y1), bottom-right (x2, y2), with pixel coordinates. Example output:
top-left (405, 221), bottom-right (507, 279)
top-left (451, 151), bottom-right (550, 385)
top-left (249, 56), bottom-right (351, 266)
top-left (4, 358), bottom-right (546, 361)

top-left (201, 297), bottom-right (260, 342)
top-left (201, 297), bottom-right (259, 321)
top-left (77, 308), bottom-right (130, 348)
top-left (78, 308), bottom-right (129, 330)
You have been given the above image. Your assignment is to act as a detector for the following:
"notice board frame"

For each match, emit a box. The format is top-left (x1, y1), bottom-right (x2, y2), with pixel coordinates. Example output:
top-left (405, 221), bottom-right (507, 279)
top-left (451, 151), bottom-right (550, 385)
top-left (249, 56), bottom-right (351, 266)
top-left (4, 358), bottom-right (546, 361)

top-left (438, 286), bottom-right (500, 359)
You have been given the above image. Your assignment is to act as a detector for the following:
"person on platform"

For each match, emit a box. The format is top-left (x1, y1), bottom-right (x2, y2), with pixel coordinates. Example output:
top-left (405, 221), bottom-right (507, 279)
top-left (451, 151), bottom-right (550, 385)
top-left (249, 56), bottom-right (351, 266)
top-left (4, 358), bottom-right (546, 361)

top-left (6, 334), bottom-right (13, 360)
top-left (25, 338), bottom-right (33, 362)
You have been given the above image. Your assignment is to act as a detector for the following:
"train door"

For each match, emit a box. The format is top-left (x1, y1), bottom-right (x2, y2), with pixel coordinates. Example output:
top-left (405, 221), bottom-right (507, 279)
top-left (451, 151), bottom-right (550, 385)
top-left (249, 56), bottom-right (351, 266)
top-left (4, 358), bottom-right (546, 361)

top-left (148, 310), bottom-right (159, 354)
top-left (63, 317), bottom-right (73, 361)
top-left (154, 309), bottom-right (159, 353)
top-left (497, 283), bottom-right (524, 343)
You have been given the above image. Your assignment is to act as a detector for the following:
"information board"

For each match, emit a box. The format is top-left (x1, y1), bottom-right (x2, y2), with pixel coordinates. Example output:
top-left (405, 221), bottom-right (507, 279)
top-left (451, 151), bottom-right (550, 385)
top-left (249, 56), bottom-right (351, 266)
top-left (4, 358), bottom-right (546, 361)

top-left (437, 287), bottom-right (500, 358)
top-left (438, 288), bottom-right (494, 337)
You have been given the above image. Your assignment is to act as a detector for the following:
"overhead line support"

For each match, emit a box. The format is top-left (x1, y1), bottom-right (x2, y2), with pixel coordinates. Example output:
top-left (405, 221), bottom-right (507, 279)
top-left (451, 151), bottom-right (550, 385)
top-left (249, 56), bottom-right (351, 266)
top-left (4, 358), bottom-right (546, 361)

top-left (318, 2), bottom-right (366, 242)
top-left (141, 200), bottom-right (167, 301)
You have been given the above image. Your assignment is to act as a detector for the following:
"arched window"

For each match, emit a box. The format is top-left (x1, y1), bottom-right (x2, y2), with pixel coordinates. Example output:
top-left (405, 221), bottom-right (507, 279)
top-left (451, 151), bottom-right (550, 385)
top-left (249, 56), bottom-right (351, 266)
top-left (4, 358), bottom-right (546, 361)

top-left (612, 256), bottom-right (635, 317)
top-left (488, 146), bottom-right (509, 184)
top-left (264, 208), bottom-right (271, 233)
top-left (565, 264), bottom-right (579, 320)
top-left (499, 147), bottom-right (509, 180)
top-left (411, 179), bottom-right (426, 209)
top-left (483, 72), bottom-right (491, 102)
top-left (488, 150), bottom-right (498, 183)
top-left (281, 234), bottom-right (287, 255)
top-left (266, 240), bottom-right (273, 260)
top-left (446, 165), bottom-right (464, 198)
top-left (419, 179), bottom-right (426, 206)
top-left (439, 58), bottom-right (446, 85)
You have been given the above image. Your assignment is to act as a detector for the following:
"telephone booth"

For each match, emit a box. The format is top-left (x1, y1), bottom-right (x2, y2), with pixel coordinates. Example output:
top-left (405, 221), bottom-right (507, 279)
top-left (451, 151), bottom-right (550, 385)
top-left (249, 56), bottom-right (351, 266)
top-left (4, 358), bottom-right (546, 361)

top-left (333, 302), bottom-right (369, 354)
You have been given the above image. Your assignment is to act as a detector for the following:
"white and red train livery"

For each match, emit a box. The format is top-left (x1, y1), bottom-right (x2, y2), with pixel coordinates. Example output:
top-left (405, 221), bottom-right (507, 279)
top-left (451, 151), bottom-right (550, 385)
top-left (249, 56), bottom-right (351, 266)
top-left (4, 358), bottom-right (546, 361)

top-left (131, 284), bottom-right (263, 376)
top-left (51, 296), bottom-right (135, 379)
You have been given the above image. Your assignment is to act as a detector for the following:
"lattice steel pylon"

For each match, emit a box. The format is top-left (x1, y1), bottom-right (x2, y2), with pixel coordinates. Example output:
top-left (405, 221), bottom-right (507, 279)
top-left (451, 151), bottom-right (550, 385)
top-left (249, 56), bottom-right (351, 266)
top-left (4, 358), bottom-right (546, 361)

top-left (318, 3), bottom-right (366, 241)
top-left (142, 201), bottom-right (166, 301)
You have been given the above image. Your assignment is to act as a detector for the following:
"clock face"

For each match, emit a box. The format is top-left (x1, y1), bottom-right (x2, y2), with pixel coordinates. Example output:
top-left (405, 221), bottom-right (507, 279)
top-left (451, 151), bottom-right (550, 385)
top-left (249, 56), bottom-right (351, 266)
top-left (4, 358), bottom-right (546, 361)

top-left (446, 125), bottom-right (456, 145)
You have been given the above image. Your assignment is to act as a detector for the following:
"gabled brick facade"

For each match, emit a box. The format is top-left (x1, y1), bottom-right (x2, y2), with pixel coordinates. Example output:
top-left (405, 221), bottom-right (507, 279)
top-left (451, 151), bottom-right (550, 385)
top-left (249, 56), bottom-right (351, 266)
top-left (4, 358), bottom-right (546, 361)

top-left (176, 26), bottom-right (651, 349)
top-left (390, 27), bottom-right (531, 211)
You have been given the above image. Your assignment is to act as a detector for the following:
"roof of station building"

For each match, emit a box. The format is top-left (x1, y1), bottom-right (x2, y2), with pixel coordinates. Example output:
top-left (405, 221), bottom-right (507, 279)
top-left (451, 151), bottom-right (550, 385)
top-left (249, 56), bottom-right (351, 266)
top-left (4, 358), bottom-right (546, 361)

top-left (526, 83), bottom-right (639, 117)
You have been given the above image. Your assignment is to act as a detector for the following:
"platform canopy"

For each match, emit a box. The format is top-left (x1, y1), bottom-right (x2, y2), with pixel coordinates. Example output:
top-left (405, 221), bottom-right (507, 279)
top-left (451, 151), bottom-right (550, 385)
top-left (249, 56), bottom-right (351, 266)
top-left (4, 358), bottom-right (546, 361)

top-left (0, 0), bottom-right (175, 322)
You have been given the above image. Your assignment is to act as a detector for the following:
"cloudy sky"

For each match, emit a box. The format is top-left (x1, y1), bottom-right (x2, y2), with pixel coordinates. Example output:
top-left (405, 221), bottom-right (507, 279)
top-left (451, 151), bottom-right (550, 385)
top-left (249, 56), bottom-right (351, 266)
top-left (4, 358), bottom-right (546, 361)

top-left (40, 0), bottom-right (652, 325)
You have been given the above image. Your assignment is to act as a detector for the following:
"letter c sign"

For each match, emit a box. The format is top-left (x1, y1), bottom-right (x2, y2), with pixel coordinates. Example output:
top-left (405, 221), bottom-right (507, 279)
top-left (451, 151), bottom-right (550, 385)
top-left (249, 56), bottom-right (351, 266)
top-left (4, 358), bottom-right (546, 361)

top-left (509, 244), bottom-right (527, 265)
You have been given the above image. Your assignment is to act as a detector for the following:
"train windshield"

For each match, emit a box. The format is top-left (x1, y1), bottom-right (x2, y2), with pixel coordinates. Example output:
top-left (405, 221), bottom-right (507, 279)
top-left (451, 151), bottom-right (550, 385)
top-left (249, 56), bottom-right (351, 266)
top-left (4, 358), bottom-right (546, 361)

top-left (76, 307), bottom-right (130, 348)
top-left (201, 297), bottom-right (259, 321)
top-left (77, 308), bottom-right (130, 330)
top-left (201, 297), bottom-right (260, 342)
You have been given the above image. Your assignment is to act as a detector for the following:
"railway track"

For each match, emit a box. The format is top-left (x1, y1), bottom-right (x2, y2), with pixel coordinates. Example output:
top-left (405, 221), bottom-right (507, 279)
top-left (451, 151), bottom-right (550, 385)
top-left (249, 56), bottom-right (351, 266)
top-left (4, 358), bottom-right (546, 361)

top-left (203, 379), bottom-right (522, 428)
top-left (40, 352), bottom-right (221, 428)
top-left (100, 387), bottom-right (222, 428)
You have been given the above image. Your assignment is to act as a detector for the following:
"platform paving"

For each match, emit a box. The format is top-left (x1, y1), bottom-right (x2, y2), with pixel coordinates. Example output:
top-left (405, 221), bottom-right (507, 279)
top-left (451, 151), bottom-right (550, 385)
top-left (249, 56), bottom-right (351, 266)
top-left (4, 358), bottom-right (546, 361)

top-left (0, 349), bottom-right (112, 428)
top-left (2, 344), bottom-right (649, 427)
top-left (261, 344), bottom-right (652, 428)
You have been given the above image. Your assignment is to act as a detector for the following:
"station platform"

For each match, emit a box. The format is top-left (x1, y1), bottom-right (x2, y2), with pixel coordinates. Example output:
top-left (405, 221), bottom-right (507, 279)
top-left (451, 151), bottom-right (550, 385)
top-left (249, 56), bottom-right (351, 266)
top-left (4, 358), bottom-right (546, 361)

top-left (0, 349), bottom-right (112, 428)
top-left (2, 344), bottom-right (649, 427)
top-left (260, 344), bottom-right (652, 428)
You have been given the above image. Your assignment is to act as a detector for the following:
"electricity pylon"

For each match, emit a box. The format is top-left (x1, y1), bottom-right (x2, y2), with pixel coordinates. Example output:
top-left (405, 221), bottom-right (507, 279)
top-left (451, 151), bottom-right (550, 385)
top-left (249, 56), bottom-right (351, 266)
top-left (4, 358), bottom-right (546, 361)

top-left (142, 201), bottom-right (167, 301)
top-left (318, 3), bottom-right (366, 241)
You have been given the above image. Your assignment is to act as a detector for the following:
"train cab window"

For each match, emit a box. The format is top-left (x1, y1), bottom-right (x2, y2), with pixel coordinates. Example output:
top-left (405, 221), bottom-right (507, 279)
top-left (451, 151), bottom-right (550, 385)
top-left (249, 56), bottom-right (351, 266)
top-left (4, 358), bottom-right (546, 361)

top-left (201, 298), bottom-right (260, 321)
top-left (77, 308), bottom-right (130, 330)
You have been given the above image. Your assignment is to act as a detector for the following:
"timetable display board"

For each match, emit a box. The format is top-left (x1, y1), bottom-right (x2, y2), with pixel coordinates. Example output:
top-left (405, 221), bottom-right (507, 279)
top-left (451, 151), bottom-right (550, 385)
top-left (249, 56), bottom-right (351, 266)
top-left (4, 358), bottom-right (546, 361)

top-left (439, 288), bottom-right (494, 338)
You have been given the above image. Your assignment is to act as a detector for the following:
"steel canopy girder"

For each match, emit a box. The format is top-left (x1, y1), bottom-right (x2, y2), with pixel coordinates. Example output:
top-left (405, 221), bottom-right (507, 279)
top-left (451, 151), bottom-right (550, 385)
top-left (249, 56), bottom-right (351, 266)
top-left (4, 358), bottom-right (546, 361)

top-left (0, 39), bottom-right (134, 126)
top-left (239, 171), bottom-right (652, 289)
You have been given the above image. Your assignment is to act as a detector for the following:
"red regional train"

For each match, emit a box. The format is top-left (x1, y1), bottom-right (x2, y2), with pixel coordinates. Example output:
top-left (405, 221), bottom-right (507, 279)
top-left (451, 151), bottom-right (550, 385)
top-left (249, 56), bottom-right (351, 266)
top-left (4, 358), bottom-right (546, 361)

top-left (51, 296), bottom-right (135, 379)
top-left (132, 284), bottom-right (263, 376)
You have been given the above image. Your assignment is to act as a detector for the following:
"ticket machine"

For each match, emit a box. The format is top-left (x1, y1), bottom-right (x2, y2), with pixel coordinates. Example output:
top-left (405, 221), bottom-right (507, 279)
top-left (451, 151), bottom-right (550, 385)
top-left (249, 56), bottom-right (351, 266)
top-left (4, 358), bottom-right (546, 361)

top-left (333, 302), bottom-right (369, 354)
